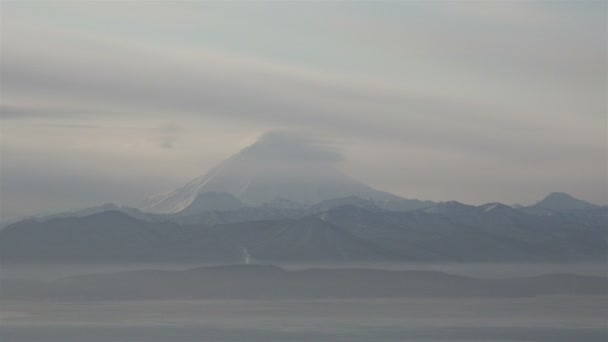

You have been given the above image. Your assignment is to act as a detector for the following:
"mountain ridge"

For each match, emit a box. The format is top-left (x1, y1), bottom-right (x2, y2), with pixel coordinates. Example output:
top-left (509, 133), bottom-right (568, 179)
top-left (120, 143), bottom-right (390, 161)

top-left (2, 196), bottom-right (606, 263)
top-left (3, 264), bottom-right (607, 300)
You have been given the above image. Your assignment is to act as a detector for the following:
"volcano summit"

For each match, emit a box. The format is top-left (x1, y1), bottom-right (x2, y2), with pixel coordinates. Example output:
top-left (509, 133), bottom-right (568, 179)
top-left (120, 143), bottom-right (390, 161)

top-left (142, 132), bottom-right (420, 214)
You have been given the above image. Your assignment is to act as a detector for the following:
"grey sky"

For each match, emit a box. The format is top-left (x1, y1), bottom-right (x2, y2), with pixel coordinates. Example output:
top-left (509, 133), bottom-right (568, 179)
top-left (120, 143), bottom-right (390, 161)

top-left (0, 1), bottom-right (606, 218)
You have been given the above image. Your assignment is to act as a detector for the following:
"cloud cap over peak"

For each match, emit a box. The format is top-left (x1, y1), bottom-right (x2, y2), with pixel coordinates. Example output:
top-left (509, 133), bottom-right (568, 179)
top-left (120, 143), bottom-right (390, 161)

top-left (238, 131), bottom-right (343, 163)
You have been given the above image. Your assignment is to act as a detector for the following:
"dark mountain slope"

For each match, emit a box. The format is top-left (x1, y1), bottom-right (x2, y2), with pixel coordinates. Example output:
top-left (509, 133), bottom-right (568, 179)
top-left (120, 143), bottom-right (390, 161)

top-left (1, 203), bottom-right (606, 263)
top-left (0, 211), bottom-right (194, 262)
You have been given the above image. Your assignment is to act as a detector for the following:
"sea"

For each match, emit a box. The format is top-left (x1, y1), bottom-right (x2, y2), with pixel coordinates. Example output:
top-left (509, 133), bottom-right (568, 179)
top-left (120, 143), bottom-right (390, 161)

top-left (1, 262), bottom-right (607, 342)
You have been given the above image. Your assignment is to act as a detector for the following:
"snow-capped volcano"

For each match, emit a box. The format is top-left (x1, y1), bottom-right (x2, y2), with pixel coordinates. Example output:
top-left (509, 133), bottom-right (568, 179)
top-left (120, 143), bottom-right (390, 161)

top-left (142, 132), bottom-right (412, 213)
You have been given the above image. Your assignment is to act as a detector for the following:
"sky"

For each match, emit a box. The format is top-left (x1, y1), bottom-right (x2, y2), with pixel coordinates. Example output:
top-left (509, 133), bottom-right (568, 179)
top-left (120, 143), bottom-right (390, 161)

top-left (0, 1), bottom-right (606, 219)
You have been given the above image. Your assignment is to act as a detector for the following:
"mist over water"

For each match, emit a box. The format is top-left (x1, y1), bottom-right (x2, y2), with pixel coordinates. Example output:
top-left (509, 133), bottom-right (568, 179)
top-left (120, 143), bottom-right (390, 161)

top-left (1, 262), bottom-right (607, 341)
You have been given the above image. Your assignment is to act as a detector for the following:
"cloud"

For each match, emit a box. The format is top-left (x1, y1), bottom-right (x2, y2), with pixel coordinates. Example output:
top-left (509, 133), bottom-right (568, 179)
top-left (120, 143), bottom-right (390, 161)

top-left (152, 123), bottom-right (183, 150)
top-left (2, 29), bottom-right (600, 169)
top-left (0, 104), bottom-right (38, 120)
top-left (239, 131), bottom-right (343, 163)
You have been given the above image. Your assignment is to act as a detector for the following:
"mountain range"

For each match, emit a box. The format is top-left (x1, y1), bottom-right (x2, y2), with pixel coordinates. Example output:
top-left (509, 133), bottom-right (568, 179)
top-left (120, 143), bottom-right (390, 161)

top-left (0, 133), bottom-right (605, 263)
top-left (1, 192), bottom-right (605, 263)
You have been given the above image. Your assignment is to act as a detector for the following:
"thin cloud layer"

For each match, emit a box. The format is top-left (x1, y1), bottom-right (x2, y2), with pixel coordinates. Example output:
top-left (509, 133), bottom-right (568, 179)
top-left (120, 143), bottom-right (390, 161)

top-left (239, 131), bottom-right (343, 163)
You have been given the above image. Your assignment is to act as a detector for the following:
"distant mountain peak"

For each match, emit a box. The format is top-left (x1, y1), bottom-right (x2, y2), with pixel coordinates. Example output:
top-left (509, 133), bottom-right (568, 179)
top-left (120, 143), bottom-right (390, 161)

top-left (81, 210), bottom-right (138, 222)
top-left (309, 196), bottom-right (382, 213)
top-left (533, 192), bottom-right (598, 211)
top-left (424, 201), bottom-right (476, 214)
top-left (479, 202), bottom-right (513, 213)
top-left (545, 192), bottom-right (577, 200)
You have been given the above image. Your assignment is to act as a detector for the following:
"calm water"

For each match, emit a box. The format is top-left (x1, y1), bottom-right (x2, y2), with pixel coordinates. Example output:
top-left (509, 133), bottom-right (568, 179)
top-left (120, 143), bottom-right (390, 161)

top-left (2, 296), bottom-right (607, 342)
